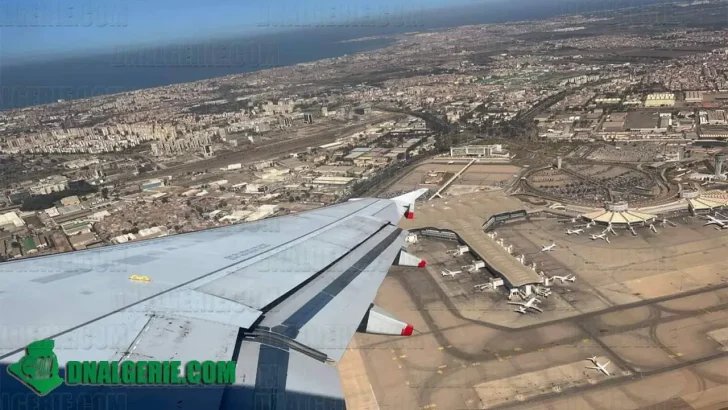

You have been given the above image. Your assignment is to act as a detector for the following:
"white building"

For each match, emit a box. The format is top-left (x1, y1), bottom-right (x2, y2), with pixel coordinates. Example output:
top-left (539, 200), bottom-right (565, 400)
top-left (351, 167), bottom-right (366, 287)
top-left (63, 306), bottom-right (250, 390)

top-left (645, 93), bottom-right (676, 107)
top-left (0, 212), bottom-right (25, 228)
top-left (685, 91), bottom-right (705, 103)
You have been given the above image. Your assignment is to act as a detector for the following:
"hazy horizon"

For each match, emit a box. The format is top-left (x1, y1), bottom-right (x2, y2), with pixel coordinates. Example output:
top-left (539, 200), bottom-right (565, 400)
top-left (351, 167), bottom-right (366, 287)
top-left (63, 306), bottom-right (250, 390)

top-left (0, 0), bottom-right (677, 66)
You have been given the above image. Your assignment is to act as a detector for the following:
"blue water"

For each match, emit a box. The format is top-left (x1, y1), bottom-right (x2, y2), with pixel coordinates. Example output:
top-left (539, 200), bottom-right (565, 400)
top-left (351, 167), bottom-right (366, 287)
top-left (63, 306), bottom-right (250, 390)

top-left (0, 35), bottom-right (395, 110)
top-left (0, 0), bottom-right (676, 111)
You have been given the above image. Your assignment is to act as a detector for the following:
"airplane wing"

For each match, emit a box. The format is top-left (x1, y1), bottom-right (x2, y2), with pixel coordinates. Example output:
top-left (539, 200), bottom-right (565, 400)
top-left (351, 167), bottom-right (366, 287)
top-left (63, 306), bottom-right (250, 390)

top-left (0, 189), bottom-right (428, 409)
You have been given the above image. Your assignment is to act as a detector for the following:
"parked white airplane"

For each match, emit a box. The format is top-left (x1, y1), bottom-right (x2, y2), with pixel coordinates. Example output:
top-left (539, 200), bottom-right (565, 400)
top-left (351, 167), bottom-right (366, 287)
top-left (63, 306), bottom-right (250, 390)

top-left (441, 269), bottom-right (462, 278)
top-left (704, 215), bottom-right (728, 228)
top-left (514, 306), bottom-right (529, 314)
top-left (551, 274), bottom-right (576, 283)
top-left (566, 228), bottom-right (583, 235)
top-left (585, 221), bottom-right (595, 228)
top-left (590, 233), bottom-right (610, 243)
top-left (541, 242), bottom-right (556, 252)
top-left (508, 297), bottom-right (543, 313)
top-left (586, 358), bottom-right (611, 376)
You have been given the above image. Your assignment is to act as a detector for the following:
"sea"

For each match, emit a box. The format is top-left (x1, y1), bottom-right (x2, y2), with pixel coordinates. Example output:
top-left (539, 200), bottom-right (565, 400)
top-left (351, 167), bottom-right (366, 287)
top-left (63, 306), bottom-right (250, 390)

top-left (0, 0), bottom-right (675, 111)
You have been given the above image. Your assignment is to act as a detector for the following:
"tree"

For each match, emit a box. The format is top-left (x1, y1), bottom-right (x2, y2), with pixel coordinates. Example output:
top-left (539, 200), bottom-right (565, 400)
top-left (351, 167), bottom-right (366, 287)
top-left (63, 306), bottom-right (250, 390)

top-left (101, 187), bottom-right (109, 199)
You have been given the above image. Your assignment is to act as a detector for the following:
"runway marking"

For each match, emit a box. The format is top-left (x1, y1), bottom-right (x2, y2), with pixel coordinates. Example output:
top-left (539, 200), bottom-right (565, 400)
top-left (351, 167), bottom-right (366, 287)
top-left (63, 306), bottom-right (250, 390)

top-left (437, 370), bottom-right (444, 374)
top-left (399, 355), bottom-right (407, 359)
top-left (422, 404), bottom-right (437, 409)
top-left (514, 347), bottom-right (522, 351)
top-left (438, 346), bottom-right (445, 350)
top-left (582, 338), bottom-right (591, 344)
top-left (398, 364), bottom-right (403, 369)
top-left (438, 364), bottom-right (448, 369)
top-left (392, 357), bottom-right (398, 361)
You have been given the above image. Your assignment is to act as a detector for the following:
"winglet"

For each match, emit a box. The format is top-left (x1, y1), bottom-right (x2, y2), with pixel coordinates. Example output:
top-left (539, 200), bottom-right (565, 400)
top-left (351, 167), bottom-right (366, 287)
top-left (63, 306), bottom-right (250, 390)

top-left (393, 188), bottom-right (429, 220)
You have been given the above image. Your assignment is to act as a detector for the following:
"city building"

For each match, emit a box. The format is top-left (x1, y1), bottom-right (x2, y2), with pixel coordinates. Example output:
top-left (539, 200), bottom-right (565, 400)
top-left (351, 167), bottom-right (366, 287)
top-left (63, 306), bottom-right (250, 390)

top-left (685, 91), bottom-right (705, 103)
top-left (60, 195), bottom-right (81, 206)
top-left (644, 93), bottom-right (676, 107)
top-left (140, 178), bottom-right (165, 191)
top-left (69, 232), bottom-right (99, 250)
top-left (0, 212), bottom-right (25, 230)
top-left (29, 176), bottom-right (69, 195)
top-left (581, 202), bottom-right (657, 227)
top-left (61, 221), bottom-right (93, 236)
top-left (312, 176), bottom-right (356, 187)
top-left (706, 110), bottom-right (727, 125)
top-left (450, 145), bottom-right (509, 158)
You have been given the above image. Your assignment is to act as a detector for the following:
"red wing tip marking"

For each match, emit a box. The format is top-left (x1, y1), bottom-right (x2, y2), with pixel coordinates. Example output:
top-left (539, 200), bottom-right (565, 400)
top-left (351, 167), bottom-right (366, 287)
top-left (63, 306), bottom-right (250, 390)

top-left (405, 211), bottom-right (415, 219)
top-left (401, 324), bottom-right (414, 336)
top-left (417, 260), bottom-right (427, 268)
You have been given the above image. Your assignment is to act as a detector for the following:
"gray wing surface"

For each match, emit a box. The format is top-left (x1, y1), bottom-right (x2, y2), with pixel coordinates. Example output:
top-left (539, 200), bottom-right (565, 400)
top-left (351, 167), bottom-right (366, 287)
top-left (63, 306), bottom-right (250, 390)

top-left (0, 191), bottom-right (425, 409)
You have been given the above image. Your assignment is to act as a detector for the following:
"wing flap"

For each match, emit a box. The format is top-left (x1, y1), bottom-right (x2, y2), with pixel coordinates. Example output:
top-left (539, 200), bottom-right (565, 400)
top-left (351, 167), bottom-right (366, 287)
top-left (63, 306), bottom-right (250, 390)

top-left (293, 230), bottom-right (406, 361)
top-left (256, 225), bottom-right (407, 362)
top-left (222, 339), bottom-right (346, 410)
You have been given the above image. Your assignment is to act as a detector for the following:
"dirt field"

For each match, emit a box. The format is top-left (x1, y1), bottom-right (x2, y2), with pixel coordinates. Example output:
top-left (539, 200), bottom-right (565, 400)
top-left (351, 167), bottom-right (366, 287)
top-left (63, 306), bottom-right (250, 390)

top-left (343, 212), bottom-right (728, 410)
top-left (386, 162), bottom-right (521, 196)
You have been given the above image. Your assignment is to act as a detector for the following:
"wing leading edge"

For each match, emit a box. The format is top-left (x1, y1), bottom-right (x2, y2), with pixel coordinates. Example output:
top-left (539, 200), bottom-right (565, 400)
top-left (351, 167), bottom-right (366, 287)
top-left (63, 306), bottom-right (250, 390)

top-left (0, 189), bottom-right (428, 409)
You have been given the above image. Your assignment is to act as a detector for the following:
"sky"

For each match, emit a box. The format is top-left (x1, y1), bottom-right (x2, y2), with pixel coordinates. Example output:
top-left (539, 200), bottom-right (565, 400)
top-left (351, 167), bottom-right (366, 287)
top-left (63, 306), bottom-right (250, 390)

top-left (0, 0), bottom-right (485, 63)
